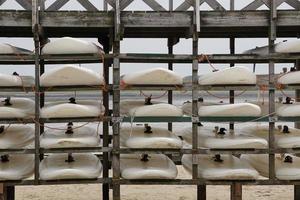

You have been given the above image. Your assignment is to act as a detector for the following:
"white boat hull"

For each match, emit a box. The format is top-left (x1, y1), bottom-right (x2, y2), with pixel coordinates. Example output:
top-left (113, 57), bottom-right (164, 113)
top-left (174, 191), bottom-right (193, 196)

top-left (241, 154), bottom-right (300, 180)
top-left (0, 155), bottom-right (34, 180)
top-left (0, 125), bottom-right (34, 149)
top-left (41, 100), bottom-right (105, 118)
top-left (120, 154), bottom-right (178, 179)
top-left (41, 37), bottom-right (101, 55)
top-left (181, 126), bottom-right (268, 149)
top-left (40, 153), bottom-right (102, 180)
top-left (40, 125), bottom-right (100, 148)
top-left (120, 126), bottom-right (182, 148)
top-left (40, 65), bottom-right (104, 86)
top-left (182, 154), bottom-right (259, 180)
top-left (121, 68), bottom-right (183, 85)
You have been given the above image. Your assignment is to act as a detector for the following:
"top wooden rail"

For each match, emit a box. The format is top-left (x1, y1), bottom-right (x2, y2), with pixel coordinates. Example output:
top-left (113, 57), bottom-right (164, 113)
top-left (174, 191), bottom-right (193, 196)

top-left (0, 0), bottom-right (299, 11)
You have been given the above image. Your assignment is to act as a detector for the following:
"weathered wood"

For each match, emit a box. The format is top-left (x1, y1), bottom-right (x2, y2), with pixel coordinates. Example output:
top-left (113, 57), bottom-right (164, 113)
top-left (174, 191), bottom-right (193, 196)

top-left (46, 0), bottom-right (69, 11)
top-left (0, 0), bottom-right (6, 6)
top-left (76, 0), bottom-right (98, 11)
top-left (169, 0), bottom-right (173, 10)
top-left (105, 0), bottom-right (115, 9)
top-left (242, 0), bottom-right (264, 10)
top-left (175, 0), bottom-right (194, 11)
top-left (39, 0), bottom-right (45, 11)
top-left (142, 0), bottom-right (166, 11)
top-left (112, 0), bottom-right (121, 199)
top-left (294, 60), bottom-right (300, 200)
top-left (196, 0), bottom-right (200, 32)
top-left (0, 10), bottom-right (299, 38)
top-left (120, 0), bottom-right (134, 10)
top-left (268, 0), bottom-right (276, 181)
top-left (205, 0), bottom-right (225, 11)
top-left (40, 11), bottom-right (113, 27)
top-left (101, 37), bottom-right (110, 200)
top-left (286, 0), bottom-right (300, 10)
top-left (231, 183), bottom-right (242, 200)
top-left (261, 0), bottom-right (287, 8)
top-left (198, 185), bottom-right (206, 200)
top-left (15, 0), bottom-right (32, 10)
top-left (243, 0), bottom-right (296, 10)
top-left (3, 186), bottom-right (14, 200)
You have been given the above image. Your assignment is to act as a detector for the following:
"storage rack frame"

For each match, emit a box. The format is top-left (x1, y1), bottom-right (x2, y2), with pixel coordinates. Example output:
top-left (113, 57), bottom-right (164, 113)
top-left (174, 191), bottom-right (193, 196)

top-left (0, 0), bottom-right (300, 200)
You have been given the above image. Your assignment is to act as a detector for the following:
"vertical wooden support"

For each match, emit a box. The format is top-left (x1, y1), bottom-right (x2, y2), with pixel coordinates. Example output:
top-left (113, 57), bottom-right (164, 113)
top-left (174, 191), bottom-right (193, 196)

top-left (100, 37), bottom-right (110, 200)
top-left (231, 183), bottom-right (242, 200)
top-left (167, 38), bottom-right (173, 132)
top-left (39, 46), bottom-right (45, 161)
top-left (294, 59), bottom-right (300, 200)
top-left (0, 184), bottom-right (3, 200)
top-left (268, 0), bottom-right (277, 181)
top-left (169, 0), bottom-right (173, 11)
top-left (112, 0), bottom-right (121, 200)
top-left (39, 0), bottom-right (45, 10)
top-left (229, 0), bottom-right (235, 131)
top-left (2, 186), bottom-right (14, 200)
top-left (295, 185), bottom-right (300, 200)
top-left (167, 1), bottom-right (174, 132)
top-left (32, 0), bottom-right (40, 185)
top-left (192, 1), bottom-right (203, 200)
top-left (104, 0), bottom-right (108, 11)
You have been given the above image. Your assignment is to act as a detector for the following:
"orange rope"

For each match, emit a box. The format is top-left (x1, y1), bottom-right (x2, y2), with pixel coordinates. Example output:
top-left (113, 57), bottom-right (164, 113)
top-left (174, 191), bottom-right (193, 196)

top-left (198, 54), bottom-right (218, 71)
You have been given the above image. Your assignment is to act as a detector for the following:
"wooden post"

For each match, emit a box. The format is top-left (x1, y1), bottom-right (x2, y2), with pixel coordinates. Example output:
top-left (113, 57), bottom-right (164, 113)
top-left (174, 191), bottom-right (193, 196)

top-left (0, 185), bottom-right (2, 200)
top-left (268, 0), bottom-right (277, 181)
top-left (112, 0), bottom-right (121, 200)
top-left (229, 0), bottom-right (235, 130)
top-left (231, 183), bottom-right (242, 200)
top-left (294, 59), bottom-right (300, 200)
top-left (169, 0), bottom-right (173, 11)
top-left (167, 38), bottom-right (173, 132)
top-left (2, 186), bottom-right (14, 200)
top-left (192, 1), bottom-right (202, 200)
top-left (100, 37), bottom-right (111, 200)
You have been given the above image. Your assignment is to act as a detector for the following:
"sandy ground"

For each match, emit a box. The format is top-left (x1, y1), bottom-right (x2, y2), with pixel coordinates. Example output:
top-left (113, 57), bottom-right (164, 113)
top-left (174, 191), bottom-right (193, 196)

top-left (11, 167), bottom-right (294, 200)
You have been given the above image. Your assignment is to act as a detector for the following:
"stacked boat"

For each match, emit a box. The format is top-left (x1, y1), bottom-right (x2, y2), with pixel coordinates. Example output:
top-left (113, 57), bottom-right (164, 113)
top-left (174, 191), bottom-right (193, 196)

top-left (244, 38), bottom-right (300, 54)
top-left (1, 37), bottom-right (300, 183)
top-left (120, 68), bottom-right (183, 118)
top-left (119, 68), bottom-right (184, 179)
top-left (39, 38), bottom-right (105, 180)
top-left (0, 125), bottom-right (34, 180)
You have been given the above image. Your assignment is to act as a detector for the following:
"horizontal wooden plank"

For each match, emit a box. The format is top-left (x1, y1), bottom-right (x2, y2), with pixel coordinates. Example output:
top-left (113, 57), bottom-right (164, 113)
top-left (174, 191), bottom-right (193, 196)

top-left (0, 53), bottom-right (299, 65)
top-left (0, 10), bottom-right (299, 37)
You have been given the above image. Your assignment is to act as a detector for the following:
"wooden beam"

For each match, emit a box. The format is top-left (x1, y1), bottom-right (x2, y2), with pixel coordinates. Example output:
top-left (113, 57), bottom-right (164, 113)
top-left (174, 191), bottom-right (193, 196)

top-left (76, 0), bottom-right (98, 11)
top-left (105, 0), bottom-right (115, 9)
top-left (242, 0), bottom-right (263, 10)
top-left (175, 0), bottom-right (193, 11)
top-left (261, 0), bottom-right (287, 8)
top-left (0, 0), bottom-right (6, 6)
top-left (286, 0), bottom-right (300, 10)
top-left (204, 0), bottom-right (225, 11)
top-left (16, 0), bottom-right (32, 10)
top-left (0, 10), bottom-right (299, 38)
top-left (142, 0), bottom-right (166, 11)
top-left (175, 0), bottom-right (205, 11)
top-left (2, 10), bottom-right (299, 28)
top-left (120, 0), bottom-right (134, 10)
top-left (46, 0), bottom-right (69, 11)
top-left (231, 183), bottom-right (242, 200)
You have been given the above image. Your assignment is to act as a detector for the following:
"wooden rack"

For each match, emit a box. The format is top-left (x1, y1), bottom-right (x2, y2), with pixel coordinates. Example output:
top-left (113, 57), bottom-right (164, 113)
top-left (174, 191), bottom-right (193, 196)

top-left (0, 0), bottom-right (300, 200)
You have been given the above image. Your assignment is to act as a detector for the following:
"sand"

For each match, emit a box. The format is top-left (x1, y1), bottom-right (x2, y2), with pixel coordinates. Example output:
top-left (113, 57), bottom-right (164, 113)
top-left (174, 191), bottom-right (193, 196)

top-left (8, 167), bottom-right (293, 200)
